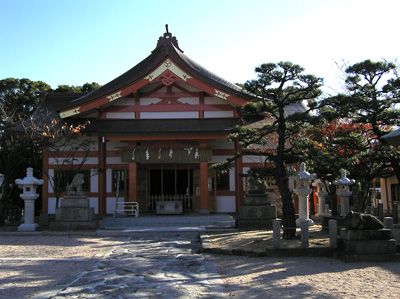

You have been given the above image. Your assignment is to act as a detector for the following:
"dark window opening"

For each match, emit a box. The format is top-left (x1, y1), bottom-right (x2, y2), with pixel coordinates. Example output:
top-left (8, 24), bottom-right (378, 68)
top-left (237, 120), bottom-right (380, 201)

top-left (149, 168), bottom-right (192, 196)
top-left (216, 171), bottom-right (229, 191)
top-left (112, 169), bottom-right (128, 193)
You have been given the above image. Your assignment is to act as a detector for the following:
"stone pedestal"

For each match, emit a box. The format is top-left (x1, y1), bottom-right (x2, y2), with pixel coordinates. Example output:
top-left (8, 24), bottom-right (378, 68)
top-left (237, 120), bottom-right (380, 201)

top-left (236, 193), bottom-right (277, 229)
top-left (18, 198), bottom-right (40, 232)
top-left (51, 195), bottom-right (97, 230)
top-left (338, 228), bottom-right (398, 262)
top-left (338, 191), bottom-right (351, 217)
top-left (295, 188), bottom-right (314, 227)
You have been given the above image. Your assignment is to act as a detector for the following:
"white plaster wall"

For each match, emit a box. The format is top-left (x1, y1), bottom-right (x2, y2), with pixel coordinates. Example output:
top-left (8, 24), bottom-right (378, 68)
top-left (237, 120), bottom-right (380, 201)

top-left (88, 197), bottom-right (98, 214)
top-left (106, 112), bottom-right (135, 119)
top-left (106, 169), bottom-right (112, 193)
top-left (106, 157), bottom-right (123, 165)
top-left (229, 168), bottom-right (236, 192)
top-left (106, 197), bottom-right (117, 214)
top-left (91, 173), bottom-right (98, 193)
top-left (89, 137), bottom-right (99, 151)
top-left (48, 137), bottom-right (98, 151)
top-left (48, 197), bottom-right (57, 214)
top-left (140, 98), bottom-right (161, 105)
top-left (177, 97), bottom-right (199, 104)
top-left (204, 96), bottom-right (227, 105)
top-left (216, 196), bottom-right (236, 212)
top-left (49, 157), bottom-right (99, 166)
top-left (48, 169), bottom-right (54, 193)
top-left (113, 98), bottom-right (135, 106)
top-left (140, 112), bottom-right (199, 119)
top-left (107, 140), bottom-right (126, 151)
top-left (174, 82), bottom-right (199, 92)
top-left (204, 111), bottom-right (234, 118)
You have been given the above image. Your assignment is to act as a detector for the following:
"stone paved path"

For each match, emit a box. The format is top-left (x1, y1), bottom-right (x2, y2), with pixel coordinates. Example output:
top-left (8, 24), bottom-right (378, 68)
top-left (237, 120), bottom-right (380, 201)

top-left (33, 232), bottom-right (223, 298)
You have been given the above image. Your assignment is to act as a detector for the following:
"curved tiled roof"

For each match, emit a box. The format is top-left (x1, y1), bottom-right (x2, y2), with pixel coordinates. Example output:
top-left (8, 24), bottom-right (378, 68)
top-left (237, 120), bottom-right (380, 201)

top-left (59, 30), bottom-right (246, 111)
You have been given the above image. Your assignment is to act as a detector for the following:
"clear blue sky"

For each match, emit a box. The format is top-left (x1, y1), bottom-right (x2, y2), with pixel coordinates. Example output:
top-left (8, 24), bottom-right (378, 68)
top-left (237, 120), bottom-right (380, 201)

top-left (1, 0), bottom-right (399, 95)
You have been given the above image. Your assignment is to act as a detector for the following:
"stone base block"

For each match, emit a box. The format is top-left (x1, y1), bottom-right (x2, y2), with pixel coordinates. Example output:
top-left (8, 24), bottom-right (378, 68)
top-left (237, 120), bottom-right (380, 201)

top-left (339, 239), bottom-right (396, 255)
top-left (18, 223), bottom-right (39, 232)
top-left (322, 216), bottom-right (346, 232)
top-left (243, 195), bottom-right (271, 206)
top-left (236, 219), bottom-right (276, 229)
top-left (340, 228), bottom-right (392, 241)
top-left (239, 205), bottom-right (277, 220)
top-left (55, 207), bottom-right (94, 222)
top-left (49, 221), bottom-right (98, 230)
top-left (61, 196), bottom-right (90, 208)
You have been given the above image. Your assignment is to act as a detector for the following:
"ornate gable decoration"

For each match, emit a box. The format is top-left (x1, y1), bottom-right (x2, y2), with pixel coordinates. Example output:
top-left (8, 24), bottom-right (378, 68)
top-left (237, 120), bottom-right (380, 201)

top-left (145, 59), bottom-right (192, 86)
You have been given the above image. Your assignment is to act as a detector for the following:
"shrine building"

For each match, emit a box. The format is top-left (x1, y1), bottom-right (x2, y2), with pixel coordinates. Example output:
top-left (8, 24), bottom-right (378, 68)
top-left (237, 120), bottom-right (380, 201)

top-left (36, 28), bottom-right (292, 216)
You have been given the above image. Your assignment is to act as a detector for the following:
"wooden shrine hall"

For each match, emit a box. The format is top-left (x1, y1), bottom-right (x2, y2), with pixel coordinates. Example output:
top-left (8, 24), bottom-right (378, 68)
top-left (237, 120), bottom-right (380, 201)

top-left (33, 27), bottom-right (284, 216)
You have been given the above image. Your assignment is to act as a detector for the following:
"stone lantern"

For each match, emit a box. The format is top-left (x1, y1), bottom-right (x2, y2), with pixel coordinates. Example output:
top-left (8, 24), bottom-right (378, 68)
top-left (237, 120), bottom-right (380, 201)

top-left (312, 179), bottom-right (330, 217)
top-left (293, 162), bottom-right (317, 227)
top-left (333, 170), bottom-right (355, 217)
top-left (15, 168), bottom-right (43, 231)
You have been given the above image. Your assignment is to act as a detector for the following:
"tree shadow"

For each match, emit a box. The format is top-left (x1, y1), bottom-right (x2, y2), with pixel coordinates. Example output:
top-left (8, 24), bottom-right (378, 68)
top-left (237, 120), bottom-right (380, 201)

top-left (211, 254), bottom-right (400, 298)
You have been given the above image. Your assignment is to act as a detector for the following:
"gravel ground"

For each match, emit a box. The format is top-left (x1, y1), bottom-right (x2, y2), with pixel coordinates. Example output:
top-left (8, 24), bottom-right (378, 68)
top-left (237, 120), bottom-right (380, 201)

top-left (0, 235), bottom-right (125, 299)
top-left (1, 230), bottom-right (400, 299)
top-left (212, 254), bottom-right (400, 298)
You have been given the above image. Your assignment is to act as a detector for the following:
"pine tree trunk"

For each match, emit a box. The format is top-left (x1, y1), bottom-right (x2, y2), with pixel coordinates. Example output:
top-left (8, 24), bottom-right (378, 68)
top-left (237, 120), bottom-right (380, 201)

top-left (275, 163), bottom-right (296, 239)
top-left (329, 185), bottom-right (338, 216)
top-left (280, 187), bottom-right (296, 239)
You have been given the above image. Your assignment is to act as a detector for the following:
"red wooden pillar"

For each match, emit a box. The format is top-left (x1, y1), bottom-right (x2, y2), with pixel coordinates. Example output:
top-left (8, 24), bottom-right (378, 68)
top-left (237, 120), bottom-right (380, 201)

top-left (129, 162), bottom-right (137, 203)
top-left (200, 161), bottom-right (209, 212)
top-left (98, 137), bottom-right (107, 214)
top-left (235, 142), bottom-right (244, 212)
top-left (42, 146), bottom-right (49, 214)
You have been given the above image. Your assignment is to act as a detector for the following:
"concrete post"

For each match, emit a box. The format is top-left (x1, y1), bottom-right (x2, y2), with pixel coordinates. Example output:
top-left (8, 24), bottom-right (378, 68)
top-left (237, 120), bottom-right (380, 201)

top-left (384, 217), bottom-right (394, 230)
top-left (379, 203), bottom-right (384, 221)
top-left (329, 219), bottom-right (338, 248)
top-left (273, 220), bottom-right (281, 249)
top-left (384, 217), bottom-right (394, 239)
top-left (301, 220), bottom-right (309, 248)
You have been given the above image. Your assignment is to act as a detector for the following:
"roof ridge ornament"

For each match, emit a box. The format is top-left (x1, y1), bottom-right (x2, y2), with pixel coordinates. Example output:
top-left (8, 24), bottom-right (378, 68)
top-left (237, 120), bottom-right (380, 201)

top-left (154, 24), bottom-right (184, 54)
